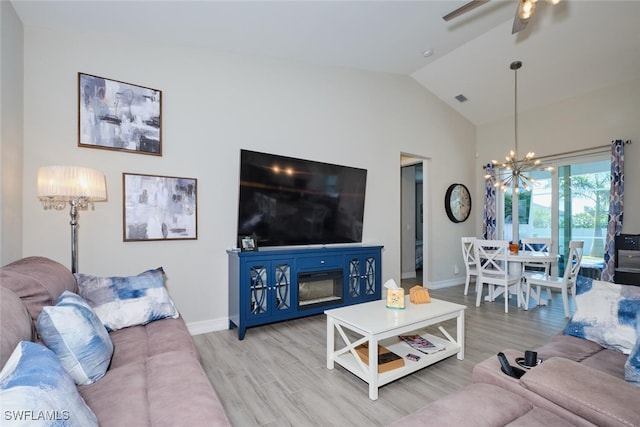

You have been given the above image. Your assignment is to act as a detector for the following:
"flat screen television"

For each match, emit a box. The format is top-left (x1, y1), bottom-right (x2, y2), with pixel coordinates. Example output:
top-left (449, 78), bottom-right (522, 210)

top-left (237, 149), bottom-right (367, 248)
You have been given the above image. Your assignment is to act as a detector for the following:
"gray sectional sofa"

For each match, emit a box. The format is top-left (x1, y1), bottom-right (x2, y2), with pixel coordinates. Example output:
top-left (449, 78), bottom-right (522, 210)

top-left (391, 280), bottom-right (640, 427)
top-left (0, 256), bottom-right (230, 427)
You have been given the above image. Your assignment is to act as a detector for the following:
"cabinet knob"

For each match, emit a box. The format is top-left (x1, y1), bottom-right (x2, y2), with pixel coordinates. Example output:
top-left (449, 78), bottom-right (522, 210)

top-left (320, 260), bottom-right (325, 264)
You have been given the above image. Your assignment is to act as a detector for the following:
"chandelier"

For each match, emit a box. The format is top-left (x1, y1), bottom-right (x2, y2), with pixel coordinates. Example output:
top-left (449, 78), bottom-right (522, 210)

top-left (487, 60), bottom-right (552, 194)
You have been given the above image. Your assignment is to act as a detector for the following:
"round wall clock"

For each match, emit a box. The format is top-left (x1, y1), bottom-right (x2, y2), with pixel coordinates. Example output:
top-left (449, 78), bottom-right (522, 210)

top-left (445, 183), bottom-right (471, 223)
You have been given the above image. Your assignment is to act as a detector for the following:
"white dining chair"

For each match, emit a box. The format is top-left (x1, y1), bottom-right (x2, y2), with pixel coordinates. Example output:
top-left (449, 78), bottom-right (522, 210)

top-left (520, 238), bottom-right (553, 305)
top-left (474, 239), bottom-right (522, 313)
top-left (523, 240), bottom-right (584, 318)
top-left (461, 237), bottom-right (478, 296)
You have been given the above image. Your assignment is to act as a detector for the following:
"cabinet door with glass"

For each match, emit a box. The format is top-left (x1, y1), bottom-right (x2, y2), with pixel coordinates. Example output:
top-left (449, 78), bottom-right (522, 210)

top-left (245, 259), bottom-right (294, 322)
top-left (346, 252), bottom-right (380, 304)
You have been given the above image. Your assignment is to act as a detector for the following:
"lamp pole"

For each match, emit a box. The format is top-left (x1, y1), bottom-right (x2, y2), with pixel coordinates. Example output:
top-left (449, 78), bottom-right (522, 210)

top-left (69, 200), bottom-right (79, 274)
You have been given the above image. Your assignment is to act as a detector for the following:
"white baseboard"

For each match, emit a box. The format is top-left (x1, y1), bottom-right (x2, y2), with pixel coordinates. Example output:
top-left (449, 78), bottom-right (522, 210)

top-left (187, 318), bottom-right (229, 335)
top-left (424, 278), bottom-right (464, 290)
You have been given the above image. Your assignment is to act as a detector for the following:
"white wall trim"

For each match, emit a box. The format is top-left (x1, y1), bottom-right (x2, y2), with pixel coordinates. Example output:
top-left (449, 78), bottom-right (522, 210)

top-left (425, 278), bottom-right (464, 290)
top-left (187, 318), bottom-right (229, 336)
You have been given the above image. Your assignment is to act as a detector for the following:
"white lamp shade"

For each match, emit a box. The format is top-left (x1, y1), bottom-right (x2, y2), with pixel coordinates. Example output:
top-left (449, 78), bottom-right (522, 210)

top-left (37, 166), bottom-right (107, 201)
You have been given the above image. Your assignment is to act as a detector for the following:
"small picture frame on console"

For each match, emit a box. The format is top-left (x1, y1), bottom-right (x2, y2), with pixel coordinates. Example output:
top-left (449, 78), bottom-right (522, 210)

top-left (240, 236), bottom-right (257, 252)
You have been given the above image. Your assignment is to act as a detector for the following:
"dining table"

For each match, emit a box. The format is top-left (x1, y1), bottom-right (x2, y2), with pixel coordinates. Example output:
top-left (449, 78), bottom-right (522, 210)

top-left (484, 250), bottom-right (560, 309)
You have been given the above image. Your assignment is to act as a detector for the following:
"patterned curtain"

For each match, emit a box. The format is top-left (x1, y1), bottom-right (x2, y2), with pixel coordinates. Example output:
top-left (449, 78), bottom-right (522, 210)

top-left (601, 140), bottom-right (625, 282)
top-left (483, 163), bottom-right (497, 239)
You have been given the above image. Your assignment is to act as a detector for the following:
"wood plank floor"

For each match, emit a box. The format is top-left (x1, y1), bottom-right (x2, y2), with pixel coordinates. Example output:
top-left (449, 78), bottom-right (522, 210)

top-left (193, 281), bottom-right (570, 427)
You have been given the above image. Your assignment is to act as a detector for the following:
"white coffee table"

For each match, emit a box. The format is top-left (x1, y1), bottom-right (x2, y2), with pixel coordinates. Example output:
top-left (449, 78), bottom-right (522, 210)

top-left (325, 296), bottom-right (466, 400)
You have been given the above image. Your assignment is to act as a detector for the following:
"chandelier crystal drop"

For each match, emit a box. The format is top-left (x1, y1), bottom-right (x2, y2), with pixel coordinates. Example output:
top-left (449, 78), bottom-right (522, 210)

top-left (486, 60), bottom-right (552, 194)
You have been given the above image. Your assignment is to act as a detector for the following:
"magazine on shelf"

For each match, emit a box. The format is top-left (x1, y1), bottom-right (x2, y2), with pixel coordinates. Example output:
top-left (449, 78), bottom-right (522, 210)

top-left (398, 335), bottom-right (445, 355)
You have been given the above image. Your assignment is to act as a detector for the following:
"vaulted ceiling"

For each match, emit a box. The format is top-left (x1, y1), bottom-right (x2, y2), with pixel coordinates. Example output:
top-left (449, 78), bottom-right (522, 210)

top-left (11, 0), bottom-right (640, 125)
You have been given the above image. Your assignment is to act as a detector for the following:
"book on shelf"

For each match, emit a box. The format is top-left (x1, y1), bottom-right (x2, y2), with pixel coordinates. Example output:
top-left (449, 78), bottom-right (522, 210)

top-left (355, 343), bottom-right (405, 373)
top-left (398, 335), bottom-right (445, 355)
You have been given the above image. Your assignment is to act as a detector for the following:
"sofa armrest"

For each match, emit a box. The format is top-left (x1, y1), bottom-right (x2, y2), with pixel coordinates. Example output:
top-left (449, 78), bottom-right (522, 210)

top-left (521, 357), bottom-right (640, 427)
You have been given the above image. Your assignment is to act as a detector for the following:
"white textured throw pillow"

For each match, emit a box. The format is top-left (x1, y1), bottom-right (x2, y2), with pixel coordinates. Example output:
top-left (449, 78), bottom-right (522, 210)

top-left (37, 291), bottom-right (113, 385)
top-left (75, 267), bottom-right (179, 331)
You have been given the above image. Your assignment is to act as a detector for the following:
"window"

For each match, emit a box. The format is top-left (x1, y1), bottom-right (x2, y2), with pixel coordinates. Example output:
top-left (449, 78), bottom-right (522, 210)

top-left (499, 155), bottom-right (609, 275)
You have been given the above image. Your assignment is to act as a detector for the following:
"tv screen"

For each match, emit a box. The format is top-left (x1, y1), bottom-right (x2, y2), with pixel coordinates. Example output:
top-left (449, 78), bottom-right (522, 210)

top-left (237, 150), bottom-right (367, 247)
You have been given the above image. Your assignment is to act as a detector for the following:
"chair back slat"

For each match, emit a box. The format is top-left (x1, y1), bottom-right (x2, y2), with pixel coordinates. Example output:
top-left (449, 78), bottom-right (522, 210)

top-left (565, 240), bottom-right (584, 283)
top-left (521, 238), bottom-right (553, 275)
top-left (461, 237), bottom-right (477, 268)
top-left (475, 239), bottom-right (509, 283)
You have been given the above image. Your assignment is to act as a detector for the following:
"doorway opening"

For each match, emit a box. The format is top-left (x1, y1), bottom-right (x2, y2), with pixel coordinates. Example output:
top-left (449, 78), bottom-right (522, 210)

top-left (401, 154), bottom-right (429, 290)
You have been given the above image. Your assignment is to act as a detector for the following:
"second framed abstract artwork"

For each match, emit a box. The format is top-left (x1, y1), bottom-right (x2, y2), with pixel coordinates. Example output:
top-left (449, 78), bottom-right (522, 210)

top-left (123, 173), bottom-right (197, 241)
top-left (78, 73), bottom-right (162, 155)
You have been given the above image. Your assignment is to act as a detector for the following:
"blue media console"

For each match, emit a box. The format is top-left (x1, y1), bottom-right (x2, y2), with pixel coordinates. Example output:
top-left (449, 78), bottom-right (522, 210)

top-left (227, 245), bottom-right (383, 339)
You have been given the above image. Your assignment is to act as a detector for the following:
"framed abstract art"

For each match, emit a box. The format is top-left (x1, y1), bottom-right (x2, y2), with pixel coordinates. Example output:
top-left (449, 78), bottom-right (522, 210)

top-left (79, 73), bottom-right (162, 155)
top-left (123, 173), bottom-right (197, 241)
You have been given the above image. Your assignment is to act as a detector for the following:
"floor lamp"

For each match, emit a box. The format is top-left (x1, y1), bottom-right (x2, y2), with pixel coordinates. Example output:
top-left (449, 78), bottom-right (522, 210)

top-left (37, 166), bottom-right (107, 274)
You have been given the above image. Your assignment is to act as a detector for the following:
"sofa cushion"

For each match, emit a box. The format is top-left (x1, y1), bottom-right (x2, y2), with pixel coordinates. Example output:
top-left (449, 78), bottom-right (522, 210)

top-left (564, 278), bottom-right (640, 354)
top-left (0, 256), bottom-right (77, 321)
top-left (37, 291), bottom-right (114, 385)
top-left (521, 357), bottom-right (640, 427)
top-left (79, 351), bottom-right (230, 427)
top-left (0, 286), bottom-right (33, 369)
top-left (387, 383), bottom-right (574, 427)
top-left (0, 341), bottom-right (98, 427)
top-left (108, 317), bottom-right (198, 369)
top-left (75, 267), bottom-right (178, 331)
top-left (535, 333), bottom-right (605, 362)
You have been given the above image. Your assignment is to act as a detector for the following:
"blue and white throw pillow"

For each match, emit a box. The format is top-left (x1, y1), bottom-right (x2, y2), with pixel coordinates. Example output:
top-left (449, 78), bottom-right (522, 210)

top-left (75, 267), bottom-right (179, 331)
top-left (37, 291), bottom-right (113, 385)
top-left (0, 341), bottom-right (98, 427)
top-left (564, 278), bottom-right (640, 354)
top-left (624, 313), bottom-right (640, 386)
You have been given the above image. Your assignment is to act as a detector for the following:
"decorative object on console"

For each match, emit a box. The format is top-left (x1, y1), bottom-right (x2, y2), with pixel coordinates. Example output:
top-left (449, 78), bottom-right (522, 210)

top-left (36, 291), bottom-right (113, 385)
top-left (37, 165), bottom-right (107, 274)
top-left (410, 285), bottom-right (430, 304)
top-left (0, 341), bottom-right (98, 426)
top-left (123, 173), bottom-right (197, 241)
top-left (444, 183), bottom-right (471, 223)
top-left (78, 72), bottom-right (162, 155)
top-left (75, 267), bottom-right (179, 331)
top-left (240, 235), bottom-right (257, 252)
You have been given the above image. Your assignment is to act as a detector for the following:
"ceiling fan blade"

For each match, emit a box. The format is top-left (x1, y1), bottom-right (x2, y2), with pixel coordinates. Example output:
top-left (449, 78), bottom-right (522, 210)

top-left (512, 0), bottom-right (534, 34)
top-left (443, 0), bottom-right (490, 22)
top-left (512, 15), bottom-right (529, 34)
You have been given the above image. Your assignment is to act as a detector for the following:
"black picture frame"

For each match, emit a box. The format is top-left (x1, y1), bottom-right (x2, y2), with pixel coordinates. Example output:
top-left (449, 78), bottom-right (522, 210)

top-left (240, 236), bottom-right (257, 252)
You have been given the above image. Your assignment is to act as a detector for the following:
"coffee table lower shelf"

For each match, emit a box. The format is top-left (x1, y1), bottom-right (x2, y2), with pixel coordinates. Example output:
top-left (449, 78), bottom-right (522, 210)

top-left (333, 332), bottom-right (461, 385)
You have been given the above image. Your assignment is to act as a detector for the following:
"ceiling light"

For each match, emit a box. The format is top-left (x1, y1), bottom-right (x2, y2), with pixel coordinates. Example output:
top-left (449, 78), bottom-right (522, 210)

top-left (422, 48), bottom-right (433, 57)
top-left (486, 61), bottom-right (552, 195)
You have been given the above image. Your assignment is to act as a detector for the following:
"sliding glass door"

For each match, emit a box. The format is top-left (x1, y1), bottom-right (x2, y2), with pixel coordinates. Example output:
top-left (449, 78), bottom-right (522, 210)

top-left (557, 159), bottom-right (610, 275)
top-left (499, 155), bottom-right (609, 276)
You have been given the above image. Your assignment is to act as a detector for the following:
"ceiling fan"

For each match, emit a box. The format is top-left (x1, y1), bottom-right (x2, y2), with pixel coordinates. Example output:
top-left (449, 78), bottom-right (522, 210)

top-left (443, 0), bottom-right (561, 34)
